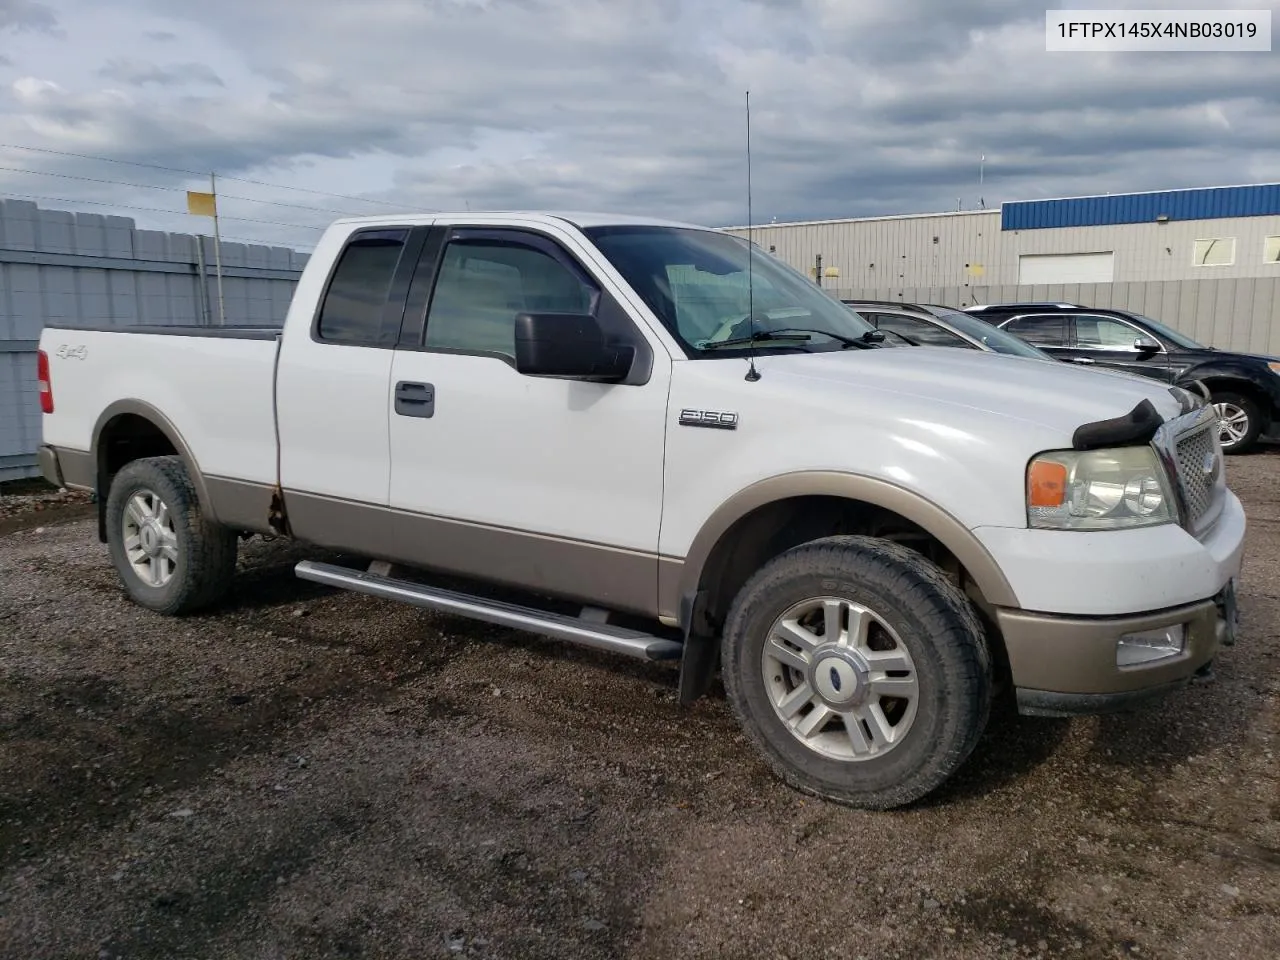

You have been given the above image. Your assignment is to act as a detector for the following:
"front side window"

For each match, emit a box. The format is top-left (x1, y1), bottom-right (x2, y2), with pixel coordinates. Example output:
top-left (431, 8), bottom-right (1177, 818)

top-left (584, 225), bottom-right (876, 356)
top-left (315, 228), bottom-right (409, 344)
top-left (423, 239), bottom-right (595, 360)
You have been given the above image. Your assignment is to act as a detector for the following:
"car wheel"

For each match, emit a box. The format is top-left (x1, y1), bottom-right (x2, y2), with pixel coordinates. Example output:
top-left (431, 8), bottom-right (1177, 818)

top-left (104, 455), bottom-right (238, 614)
top-left (720, 534), bottom-right (993, 810)
top-left (1211, 391), bottom-right (1262, 454)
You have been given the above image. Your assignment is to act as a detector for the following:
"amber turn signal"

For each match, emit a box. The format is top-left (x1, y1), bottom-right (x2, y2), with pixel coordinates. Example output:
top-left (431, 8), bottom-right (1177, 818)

top-left (1027, 459), bottom-right (1068, 508)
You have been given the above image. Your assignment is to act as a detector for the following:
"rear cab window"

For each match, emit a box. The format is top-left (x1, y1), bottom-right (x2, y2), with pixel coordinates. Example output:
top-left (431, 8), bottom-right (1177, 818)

top-left (1003, 314), bottom-right (1068, 347)
top-left (872, 312), bottom-right (975, 348)
top-left (314, 228), bottom-right (411, 346)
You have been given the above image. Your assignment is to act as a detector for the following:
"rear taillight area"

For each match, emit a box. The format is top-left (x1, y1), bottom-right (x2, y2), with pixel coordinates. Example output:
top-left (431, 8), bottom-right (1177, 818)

top-left (37, 348), bottom-right (53, 413)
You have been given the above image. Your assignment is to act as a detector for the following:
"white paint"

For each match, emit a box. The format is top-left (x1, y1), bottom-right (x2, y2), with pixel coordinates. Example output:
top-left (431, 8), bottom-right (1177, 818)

top-left (37, 328), bottom-right (279, 484)
top-left (387, 350), bottom-right (670, 551)
top-left (1017, 251), bottom-right (1115, 284)
top-left (657, 344), bottom-right (1189, 558)
top-left (975, 490), bottom-right (1246, 616)
top-left (275, 339), bottom-right (394, 505)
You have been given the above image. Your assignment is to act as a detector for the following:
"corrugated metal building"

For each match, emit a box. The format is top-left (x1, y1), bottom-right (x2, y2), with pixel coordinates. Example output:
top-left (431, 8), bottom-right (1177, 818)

top-left (722, 183), bottom-right (1280, 291)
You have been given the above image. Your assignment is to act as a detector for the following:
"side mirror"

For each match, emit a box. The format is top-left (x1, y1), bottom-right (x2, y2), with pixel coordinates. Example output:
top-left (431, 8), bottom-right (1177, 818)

top-left (1134, 335), bottom-right (1161, 354)
top-left (861, 329), bottom-right (887, 344)
top-left (514, 312), bottom-right (634, 381)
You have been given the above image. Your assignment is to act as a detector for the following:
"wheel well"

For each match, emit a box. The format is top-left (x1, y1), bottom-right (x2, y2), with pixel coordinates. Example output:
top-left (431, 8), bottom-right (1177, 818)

top-left (688, 495), bottom-right (1010, 690)
top-left (1198, 377), bottom-right (1271, 424)
top-left (94, 414), bottom-right (179, 540)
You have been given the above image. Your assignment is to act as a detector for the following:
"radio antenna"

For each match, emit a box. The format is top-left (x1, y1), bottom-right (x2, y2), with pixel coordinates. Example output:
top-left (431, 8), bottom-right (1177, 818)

top-left (744, 89), bottom-right (761, 382)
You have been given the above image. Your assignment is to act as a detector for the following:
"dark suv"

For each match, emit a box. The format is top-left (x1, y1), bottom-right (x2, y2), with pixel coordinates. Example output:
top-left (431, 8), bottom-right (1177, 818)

top-left (964, 303), bottom-right (1280, 454)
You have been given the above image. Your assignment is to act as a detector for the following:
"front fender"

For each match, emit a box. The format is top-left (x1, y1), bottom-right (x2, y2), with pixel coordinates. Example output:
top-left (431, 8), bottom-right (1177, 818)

top-left (658, 470), bottom-right (1021, 620)
top-left (1179, 361), bottom-right (1280, 414)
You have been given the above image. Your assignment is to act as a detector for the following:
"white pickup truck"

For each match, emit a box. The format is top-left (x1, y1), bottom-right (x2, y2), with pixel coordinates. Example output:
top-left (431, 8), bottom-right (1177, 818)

top-left (36, 211), bottom-right (1245, 809)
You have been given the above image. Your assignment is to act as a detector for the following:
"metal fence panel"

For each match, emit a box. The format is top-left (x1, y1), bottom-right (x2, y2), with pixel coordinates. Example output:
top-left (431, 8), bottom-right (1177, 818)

top-left (0, 200), bottom-right (308, 481)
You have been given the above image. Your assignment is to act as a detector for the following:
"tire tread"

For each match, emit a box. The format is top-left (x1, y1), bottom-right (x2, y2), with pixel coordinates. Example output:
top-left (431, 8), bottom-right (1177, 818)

top-left (721, 535), bottom-right (993, 810)
top-left (105, 455), bottom-right (237, 615)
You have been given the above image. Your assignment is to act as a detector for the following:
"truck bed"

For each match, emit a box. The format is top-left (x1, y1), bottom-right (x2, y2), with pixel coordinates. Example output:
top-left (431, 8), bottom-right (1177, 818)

top-left (39, 322), bottom-right (283, 491)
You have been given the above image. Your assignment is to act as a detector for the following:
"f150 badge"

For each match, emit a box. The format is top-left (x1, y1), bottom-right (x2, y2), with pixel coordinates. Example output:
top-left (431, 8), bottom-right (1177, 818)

top-left (679, 408), bottom-right (738, 430)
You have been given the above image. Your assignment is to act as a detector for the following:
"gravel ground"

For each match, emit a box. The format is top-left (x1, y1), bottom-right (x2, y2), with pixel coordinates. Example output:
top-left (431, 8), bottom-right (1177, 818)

top-left (0, 458), bottom-right (1276, 960)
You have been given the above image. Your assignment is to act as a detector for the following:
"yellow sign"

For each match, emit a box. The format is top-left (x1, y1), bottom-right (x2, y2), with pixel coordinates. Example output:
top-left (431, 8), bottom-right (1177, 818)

top-left (186, 190), bottom-right (217, 217)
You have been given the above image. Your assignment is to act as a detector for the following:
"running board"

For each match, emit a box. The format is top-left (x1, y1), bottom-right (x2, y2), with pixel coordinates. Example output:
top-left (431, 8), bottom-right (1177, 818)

top-left (294, 560), bottom-right (683, 662)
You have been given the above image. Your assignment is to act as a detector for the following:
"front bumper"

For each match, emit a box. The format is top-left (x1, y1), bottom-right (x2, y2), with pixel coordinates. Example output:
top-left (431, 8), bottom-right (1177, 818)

top-left (979, 485), bottom-right (1245, 717)
top-left (973, 490), bottom-right (1246, 617)
top-left (999, 578), bottom-right (1239, 716)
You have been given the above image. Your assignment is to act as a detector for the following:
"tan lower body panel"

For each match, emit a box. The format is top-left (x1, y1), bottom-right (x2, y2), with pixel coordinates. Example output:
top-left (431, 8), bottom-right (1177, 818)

top-left (203, 476), bottom-right (279, 535)
top-left (996, 599), bottom-right (1222, 695)
top-left (284, 492), bottom-right (663, 618)
top-left (39, 445), bottom-right (94, 490)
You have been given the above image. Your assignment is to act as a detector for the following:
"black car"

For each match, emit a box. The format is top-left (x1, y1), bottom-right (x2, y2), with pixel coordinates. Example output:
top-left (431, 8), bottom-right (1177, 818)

top-left (964, 302), bottom-right (1280, 454)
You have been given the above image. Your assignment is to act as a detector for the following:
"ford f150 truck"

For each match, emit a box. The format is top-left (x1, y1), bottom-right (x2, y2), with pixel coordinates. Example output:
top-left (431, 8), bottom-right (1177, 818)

top-left (36, 211), bottom-right (1245, 809)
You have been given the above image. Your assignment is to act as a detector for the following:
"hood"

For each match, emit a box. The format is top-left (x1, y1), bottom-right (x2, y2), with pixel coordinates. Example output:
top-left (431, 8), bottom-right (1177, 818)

top-left (761, 345), bottom-right (1190, 438)
top-left (1218, 349), bottom-right (1280, 365)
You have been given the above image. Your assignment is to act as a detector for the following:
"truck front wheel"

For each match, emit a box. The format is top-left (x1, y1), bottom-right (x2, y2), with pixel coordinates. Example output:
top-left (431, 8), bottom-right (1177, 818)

top-left (104, 455), bottom-right (238, 615)
top-left (721, 535), bottom-right (993, 810)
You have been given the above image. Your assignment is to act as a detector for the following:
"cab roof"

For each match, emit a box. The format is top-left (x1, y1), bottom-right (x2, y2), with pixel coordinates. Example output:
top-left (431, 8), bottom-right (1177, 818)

top-left (326, 210), bottom-right (710, 231)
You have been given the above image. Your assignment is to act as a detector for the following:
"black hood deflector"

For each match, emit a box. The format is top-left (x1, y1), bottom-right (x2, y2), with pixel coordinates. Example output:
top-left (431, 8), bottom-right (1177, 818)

top-left (1071, 398), bottom-right (1163, 451)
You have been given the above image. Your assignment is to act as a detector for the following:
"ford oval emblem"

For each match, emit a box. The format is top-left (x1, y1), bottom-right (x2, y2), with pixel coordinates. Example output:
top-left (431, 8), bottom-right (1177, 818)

top-left (829, 666), bottom-right (842, 692)
top-left (1202, 451), bottom-right (1218, 478)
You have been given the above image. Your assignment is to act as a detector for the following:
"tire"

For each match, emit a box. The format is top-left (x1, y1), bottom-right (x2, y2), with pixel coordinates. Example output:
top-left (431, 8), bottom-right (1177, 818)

top-left (104, 455), bottom-right (238, 615)
top-left (1211, 391), bottom-right (1262, 454)
top-left (721, 535), bottom-right (993, 810)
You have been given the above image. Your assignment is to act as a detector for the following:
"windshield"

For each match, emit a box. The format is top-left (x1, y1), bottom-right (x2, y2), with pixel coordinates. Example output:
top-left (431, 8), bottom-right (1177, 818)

top-left (582, 225), bottom-right (877, 356)
top-left (926, 306), bottom-right (1053, 360)
top-left (1127, 312), bottom-right (1205, 350)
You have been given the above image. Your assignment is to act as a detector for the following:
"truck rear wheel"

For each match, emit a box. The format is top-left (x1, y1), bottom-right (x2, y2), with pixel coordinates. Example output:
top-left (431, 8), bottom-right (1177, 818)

top-left (104, 455), bottom-right (238, 615)
top-left (720, 535), bottom-right (993, 810)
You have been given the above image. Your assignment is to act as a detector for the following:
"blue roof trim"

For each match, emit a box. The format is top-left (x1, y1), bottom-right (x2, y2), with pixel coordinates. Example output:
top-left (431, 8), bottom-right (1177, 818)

top-left (1001, 184), bottom-right (1280, 230)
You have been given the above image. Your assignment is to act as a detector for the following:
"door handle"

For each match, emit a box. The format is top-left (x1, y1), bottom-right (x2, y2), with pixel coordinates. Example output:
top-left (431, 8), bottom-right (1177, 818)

top-left (394, 380), bottom-right (435, 418)
top-left (1070, 357), bottom-right (1095, 364)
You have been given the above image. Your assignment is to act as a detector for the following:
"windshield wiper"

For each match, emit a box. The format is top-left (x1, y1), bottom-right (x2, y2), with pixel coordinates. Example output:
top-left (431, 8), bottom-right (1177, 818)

top-left (699, 330), bottom-right (812, 350)
top-left (701, 327), bottom-right (877, 351)
top-left (767, 326), bottom-right (882, 348)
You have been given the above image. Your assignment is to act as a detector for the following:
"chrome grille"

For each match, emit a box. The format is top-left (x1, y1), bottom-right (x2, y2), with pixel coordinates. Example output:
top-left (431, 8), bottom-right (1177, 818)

top-left (1172, 422), bottom-right (1222, 529)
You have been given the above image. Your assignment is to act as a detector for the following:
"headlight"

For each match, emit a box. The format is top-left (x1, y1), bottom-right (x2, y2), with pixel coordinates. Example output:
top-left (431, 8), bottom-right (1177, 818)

top-left (1026, 446), bottom-right (1176, 530)
top-left (1268, 362), bottom-right (1280, 376)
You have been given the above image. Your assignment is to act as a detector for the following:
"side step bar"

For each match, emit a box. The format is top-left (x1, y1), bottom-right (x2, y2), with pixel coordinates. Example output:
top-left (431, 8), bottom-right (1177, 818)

top-left (294, 560), bottom-right (684, 662)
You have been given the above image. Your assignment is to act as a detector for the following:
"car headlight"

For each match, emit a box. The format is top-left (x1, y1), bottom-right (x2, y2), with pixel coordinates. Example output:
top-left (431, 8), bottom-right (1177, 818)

top-left (1026, 446), bottom-right (1176, 530)
top-left (1268, 361), bottom-right (1280, 376)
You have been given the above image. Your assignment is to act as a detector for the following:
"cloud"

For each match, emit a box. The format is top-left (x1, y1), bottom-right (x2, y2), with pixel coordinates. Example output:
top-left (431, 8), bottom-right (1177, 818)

top-left (0, 0), bottom-right (59, 33)
top-left (143, 29), bottom-right (176, 41)
top-left (0, 0), bottom-right (1276, 250)
top-left (98, 59), bottom-right (225, 87)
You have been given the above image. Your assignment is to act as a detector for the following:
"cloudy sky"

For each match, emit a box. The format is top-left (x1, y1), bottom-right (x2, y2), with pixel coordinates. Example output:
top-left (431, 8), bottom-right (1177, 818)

top-left (0, 0), bottom-right (1278, 251)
